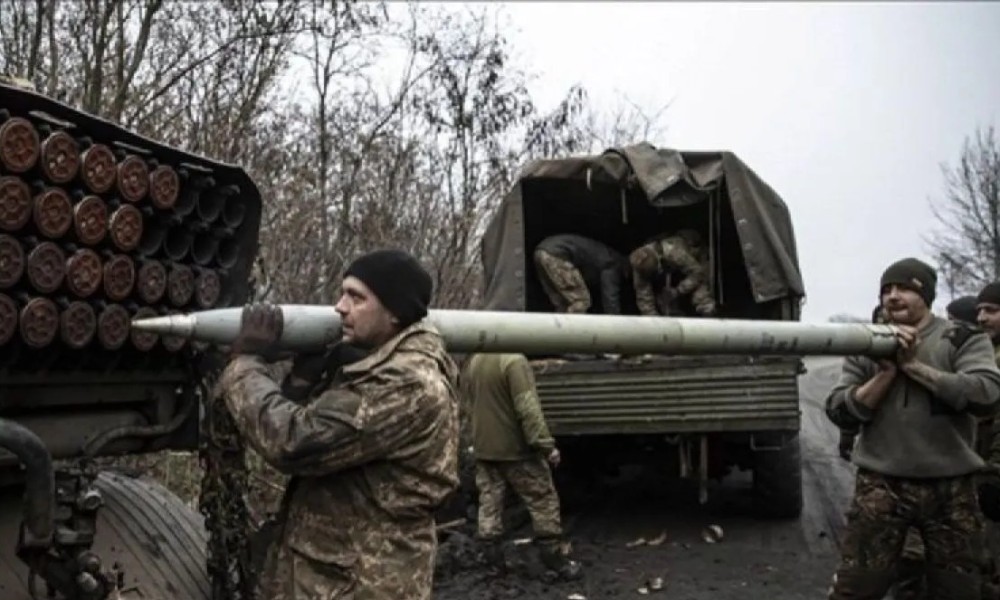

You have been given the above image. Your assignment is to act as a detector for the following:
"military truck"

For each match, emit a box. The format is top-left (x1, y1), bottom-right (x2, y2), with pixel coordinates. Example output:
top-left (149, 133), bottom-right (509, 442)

top-left (0, 81), bottom-right (260, 599)
top-left (479, 145), bottom-right (807, 517)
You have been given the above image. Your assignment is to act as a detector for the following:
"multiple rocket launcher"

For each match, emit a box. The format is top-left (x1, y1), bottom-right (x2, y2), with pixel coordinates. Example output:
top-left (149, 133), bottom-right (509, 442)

top-left (0, 107), bottom-right (248, 364)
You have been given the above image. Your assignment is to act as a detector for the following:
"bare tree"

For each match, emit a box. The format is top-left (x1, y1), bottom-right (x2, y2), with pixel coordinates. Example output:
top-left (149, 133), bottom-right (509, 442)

top-left (926, 125), bottom-right (1000, 296)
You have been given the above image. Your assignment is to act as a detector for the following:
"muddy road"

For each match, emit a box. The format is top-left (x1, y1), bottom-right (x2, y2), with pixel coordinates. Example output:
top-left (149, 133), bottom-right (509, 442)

top-left (434, 357), bottom-right (853, 600)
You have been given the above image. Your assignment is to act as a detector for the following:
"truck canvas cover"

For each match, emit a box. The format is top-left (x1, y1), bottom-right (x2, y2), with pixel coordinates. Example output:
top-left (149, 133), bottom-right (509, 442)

top-left (481, 143), bottom-right (804, 312)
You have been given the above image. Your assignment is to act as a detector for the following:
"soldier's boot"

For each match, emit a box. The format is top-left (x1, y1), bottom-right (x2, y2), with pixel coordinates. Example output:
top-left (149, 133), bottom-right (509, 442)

top-left (477, 537), bottom-right (507, 575)
top-left (890, 558), bottom-right (927, 600)
top-left (537, 538), bottom-right (582, 581)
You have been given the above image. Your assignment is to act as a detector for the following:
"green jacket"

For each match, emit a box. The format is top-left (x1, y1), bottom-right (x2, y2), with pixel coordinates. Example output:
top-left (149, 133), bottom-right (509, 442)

top-left (461, 353), bottom-right (555, 461)
top-left (826, 316), bottom-right (1000, 478)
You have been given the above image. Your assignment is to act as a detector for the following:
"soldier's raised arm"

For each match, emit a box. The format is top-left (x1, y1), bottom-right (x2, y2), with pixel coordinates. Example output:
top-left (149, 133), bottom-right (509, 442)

top-left (825, 355), bottom-right (890, 429)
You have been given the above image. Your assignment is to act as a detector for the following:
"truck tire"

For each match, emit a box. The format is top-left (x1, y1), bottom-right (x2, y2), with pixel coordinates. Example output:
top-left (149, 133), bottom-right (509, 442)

top-left (752, 434), bottom-right (803, 519)
top-left (0, 470), bottom-right (210, 600)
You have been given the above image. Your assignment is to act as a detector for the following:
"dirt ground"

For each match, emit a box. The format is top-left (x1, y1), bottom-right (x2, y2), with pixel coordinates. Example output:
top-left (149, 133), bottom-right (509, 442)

top-left (432, 357), bottom-right (849, 600)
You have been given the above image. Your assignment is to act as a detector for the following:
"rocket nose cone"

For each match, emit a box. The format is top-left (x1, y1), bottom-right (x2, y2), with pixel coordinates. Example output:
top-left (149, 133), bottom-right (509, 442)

top-left (130, 314), bottom-right (193, 337)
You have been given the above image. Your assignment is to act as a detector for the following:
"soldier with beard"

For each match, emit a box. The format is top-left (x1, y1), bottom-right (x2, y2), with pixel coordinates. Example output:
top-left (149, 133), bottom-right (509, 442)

top-left (826, 258), bottom-right (1000, 600)
top-left (215, 249), bottom-right (460, 600)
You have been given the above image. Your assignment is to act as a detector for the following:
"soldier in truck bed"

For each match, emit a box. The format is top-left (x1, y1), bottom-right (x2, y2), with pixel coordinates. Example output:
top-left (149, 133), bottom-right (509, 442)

top-left (629, 229), bottom-right (716, 317)
top-left (532, 234), bottom-right (629, 314)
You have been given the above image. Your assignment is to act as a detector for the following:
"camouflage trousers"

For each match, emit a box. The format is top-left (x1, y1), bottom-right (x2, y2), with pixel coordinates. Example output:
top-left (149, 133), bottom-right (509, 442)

top-left (533, 250), bottom-right (590, 314)
top-left (475, 457), bottom-right (563, 541)
top-left (829, 469), bottom-right (986, 600)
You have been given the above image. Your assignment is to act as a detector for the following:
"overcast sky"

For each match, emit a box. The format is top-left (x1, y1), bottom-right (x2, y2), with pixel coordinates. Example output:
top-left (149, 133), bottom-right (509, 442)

top-left (495, 1), bottom-right (1000, 323)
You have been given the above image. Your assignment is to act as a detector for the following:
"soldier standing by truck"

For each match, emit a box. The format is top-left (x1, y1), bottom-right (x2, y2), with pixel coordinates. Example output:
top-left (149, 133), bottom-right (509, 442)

top-left (460, 352), bottom-right (582, 581)
top-left (532, 233), bottom-right (629, 314)
top-left (825, 257), bottom-right (1000, 600)
top-left (629, 229), bottom-right (716, 317)
top-left (215, 249), bottom-right (460, 599)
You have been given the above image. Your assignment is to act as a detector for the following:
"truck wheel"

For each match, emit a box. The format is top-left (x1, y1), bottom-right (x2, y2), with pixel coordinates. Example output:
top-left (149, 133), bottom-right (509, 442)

top-left (752, 434), bottom-right (803, 519)
top-left (0, 470), bottom-right (211, 600)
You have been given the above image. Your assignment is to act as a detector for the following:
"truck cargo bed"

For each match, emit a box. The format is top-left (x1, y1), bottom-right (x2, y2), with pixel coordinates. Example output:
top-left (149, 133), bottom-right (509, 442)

top-left (532, 355), bottom-right (802, 436)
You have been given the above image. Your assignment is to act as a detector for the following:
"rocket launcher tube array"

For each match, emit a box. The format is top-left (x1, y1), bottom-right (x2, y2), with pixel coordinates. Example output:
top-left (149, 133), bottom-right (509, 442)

top-left (131, 305), bottom-right (900, 357)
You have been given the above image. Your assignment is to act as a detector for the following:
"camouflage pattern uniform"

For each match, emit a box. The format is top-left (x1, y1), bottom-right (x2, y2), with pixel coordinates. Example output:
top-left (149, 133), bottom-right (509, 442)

top-left (217, 322), bottom-right (460, 600)
top-left (837, 470), bottom-right (984, 600)
top-left (532, 234), bottom-right (628, 315)
top-left (534, 251), bottom-right (591, 313)
top-left (475, 458), bottom-right (562, 541)
top-left (460, 353), bottom-right (576, 574)
top-left (629, 229), bottom-right (716, 317)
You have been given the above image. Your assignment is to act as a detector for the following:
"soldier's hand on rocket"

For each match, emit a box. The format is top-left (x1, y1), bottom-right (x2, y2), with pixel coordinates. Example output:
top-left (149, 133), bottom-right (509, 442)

top-left (893, 325), bottom-right (921, 367)
top-left (231, 303), bottom-right (283, 358)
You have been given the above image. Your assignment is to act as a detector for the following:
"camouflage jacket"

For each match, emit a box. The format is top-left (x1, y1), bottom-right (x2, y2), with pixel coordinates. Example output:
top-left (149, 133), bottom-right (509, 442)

top-left (217, 321), bottom-right (460, 599)
top-left (630, 234), bottom-right (708, 312)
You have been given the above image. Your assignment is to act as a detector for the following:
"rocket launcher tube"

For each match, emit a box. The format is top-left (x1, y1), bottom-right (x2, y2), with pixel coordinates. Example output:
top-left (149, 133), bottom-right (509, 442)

top-left (131, 305), bottom-right (900, 357)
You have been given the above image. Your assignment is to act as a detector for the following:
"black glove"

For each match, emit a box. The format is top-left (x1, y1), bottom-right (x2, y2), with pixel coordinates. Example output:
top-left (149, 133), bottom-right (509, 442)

top-left (230, 303), bottom-right (283, 359)
top-left (979, 481), bottom-right (1000, 522)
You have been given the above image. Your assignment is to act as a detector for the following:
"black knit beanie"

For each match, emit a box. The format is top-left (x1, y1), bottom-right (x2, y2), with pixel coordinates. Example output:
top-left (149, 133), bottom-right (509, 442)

top-left (344, 249), bottom-right (432, 328)
top-left (978, 282), bottom-right (1000, 307)
top-left (946, 295), bottom-right (979, 325)
top-left (879, 258), bottom-right (937, 307)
